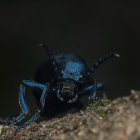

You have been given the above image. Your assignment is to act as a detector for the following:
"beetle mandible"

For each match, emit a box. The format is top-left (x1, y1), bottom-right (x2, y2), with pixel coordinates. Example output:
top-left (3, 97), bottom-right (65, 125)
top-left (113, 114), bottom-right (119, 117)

top-left (0, 43), bottom-right (120, 130)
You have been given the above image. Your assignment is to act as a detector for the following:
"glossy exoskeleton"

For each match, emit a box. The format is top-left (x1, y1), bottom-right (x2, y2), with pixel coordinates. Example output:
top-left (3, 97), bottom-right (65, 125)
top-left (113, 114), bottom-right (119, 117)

top-left (0, 43), bottom-right (120, 130)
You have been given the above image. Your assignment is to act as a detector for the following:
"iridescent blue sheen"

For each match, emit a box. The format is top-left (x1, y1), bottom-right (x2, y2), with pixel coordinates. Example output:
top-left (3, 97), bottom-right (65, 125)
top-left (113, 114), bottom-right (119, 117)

top-left (0, 43), bottom-right (119, 131)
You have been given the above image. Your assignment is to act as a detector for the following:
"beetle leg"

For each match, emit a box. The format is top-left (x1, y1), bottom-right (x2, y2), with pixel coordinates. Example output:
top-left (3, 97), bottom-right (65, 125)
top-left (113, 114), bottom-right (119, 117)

top-left (19, 80), bottom-right (46, 115)
top-left (67, 94), bottom-right (78, 103)
top-left (0, 112), bottom-right (25, 125)
top-left (89, 81), bottom-right (108, 105)
top-left (16, 110), bottom-right (40, 131)
top-left (103, 90), bottom-right (108, 99)
top-left (78, 81), bottom-right (106, 106)
top-left (23, 80), bottom-right (46, 89)
top-left (89, 79), bottom-right (97, 100)
top-left (0, 84), bottom-right (29, 125)
top-left (40, 84), bottom-right (48, 112)
top-left (16, 81), bottom-right (49, 131)
top-left (96, 82), bottom-right (108, 99)
top-left (19, 84), bottom-right (29, 115)
top-left (94, 97), bottom-right (104, 106)
top-left (77, 79), bottom-right (97, 99)
top-left (0, 80), bottom-right (46, 126)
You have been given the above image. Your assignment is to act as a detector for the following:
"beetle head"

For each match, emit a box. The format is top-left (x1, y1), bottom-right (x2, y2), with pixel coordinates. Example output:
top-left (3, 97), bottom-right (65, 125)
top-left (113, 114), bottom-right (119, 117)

top-left (57, 79), bottom-right (79, 103)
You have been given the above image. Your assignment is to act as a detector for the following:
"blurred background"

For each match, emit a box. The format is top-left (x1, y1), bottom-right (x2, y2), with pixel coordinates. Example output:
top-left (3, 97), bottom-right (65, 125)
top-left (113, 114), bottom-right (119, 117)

top-left (0, 0), bottom-right (139, 117)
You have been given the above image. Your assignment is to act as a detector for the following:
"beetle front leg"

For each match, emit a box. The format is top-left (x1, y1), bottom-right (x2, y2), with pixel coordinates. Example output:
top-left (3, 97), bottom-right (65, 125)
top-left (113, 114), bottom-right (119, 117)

top-left (96, 82), bottom-right (108, 99)
top-left (0, 80), bottom-right (47, 126)
top-left (19, 80), bottom-right (46, 115)
top-left (78, 80), bottom-right (105, 105)
top-left (16, 110), bottom-right (40, 131)
top-left (0, 83), bottom-right (30, 125)
top-left (89, 79), bottom-right (97, 100)
top-left (89, 81), bottom-right (107, 106)
top-left (89, 80), bottom-right (108, 105)
top-left (16, 80), bottom-right (49, 131)
top-left (40, 83), bottom-right (49, 112)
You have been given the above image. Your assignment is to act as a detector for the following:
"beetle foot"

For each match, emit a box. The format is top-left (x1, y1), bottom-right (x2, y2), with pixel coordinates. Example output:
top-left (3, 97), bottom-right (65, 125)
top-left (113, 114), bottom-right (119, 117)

top-left (89, 97), bottom-right (104, 106)
top-left (96, 97), bottom-right (104, 106)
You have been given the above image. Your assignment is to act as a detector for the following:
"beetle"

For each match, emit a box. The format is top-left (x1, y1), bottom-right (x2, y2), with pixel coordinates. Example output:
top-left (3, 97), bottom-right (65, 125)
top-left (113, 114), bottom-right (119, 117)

top-left (0, 43), bottom-right (120, 130)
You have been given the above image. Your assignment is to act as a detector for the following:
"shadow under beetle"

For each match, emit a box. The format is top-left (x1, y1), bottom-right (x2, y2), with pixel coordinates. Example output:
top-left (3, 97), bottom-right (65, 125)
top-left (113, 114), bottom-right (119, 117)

top-left (0, 43), bottom-right (120, 131)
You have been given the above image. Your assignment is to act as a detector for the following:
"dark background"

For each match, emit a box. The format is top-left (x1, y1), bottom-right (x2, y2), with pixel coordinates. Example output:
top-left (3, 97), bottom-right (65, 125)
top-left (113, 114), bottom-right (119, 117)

top-left (0, 1), bottom-right (139, 116)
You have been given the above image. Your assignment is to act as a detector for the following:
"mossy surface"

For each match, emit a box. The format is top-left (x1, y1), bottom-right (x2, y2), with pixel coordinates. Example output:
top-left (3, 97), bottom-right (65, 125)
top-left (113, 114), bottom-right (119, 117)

top-left (85, 98), bottom-right (111, 117)
top-left (0, 125), bottom-right (3, 130)
top-left (98, 109), bottom-right (107, 117)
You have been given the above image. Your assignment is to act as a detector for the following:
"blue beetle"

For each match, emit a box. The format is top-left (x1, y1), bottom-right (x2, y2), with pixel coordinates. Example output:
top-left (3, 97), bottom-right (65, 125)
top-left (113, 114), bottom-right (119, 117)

top-left (0, 43), bottom-right (120, 130)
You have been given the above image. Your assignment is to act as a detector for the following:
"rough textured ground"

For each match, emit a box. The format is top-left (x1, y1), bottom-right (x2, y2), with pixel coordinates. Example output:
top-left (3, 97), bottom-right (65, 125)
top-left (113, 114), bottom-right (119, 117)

top-left (0, 90), bottom-right (140, 140)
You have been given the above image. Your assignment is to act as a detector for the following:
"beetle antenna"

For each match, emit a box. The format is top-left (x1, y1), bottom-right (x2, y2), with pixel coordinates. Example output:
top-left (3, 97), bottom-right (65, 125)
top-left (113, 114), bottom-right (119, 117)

top-left (88, 53), bottom-right (120, 76)
top-left (39, 43), bottom-right (54, 60)
top-left (39, 43), bottom-right (58, 65)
